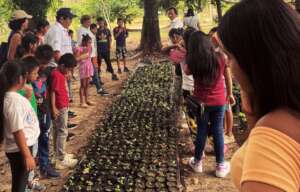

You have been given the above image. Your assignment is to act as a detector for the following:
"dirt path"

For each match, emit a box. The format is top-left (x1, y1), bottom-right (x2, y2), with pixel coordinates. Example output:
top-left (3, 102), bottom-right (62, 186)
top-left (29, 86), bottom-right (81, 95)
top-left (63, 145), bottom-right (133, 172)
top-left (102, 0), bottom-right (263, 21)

top-left (178, 117), bottom-right (239, 192)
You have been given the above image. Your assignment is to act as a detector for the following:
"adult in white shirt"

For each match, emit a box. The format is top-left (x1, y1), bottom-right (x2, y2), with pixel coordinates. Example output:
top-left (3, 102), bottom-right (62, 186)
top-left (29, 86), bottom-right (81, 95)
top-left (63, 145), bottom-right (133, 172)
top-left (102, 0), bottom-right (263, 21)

top-left (167, 7), bottom-right (184, 30)
top-left (45, 8), bottom-right (76, 62)
top-left (0, 62), bottom-right (40, 192)
top-left (183, 8), bottom-right (201, 31)
top-left (77, 15), bottom-right (97, 58)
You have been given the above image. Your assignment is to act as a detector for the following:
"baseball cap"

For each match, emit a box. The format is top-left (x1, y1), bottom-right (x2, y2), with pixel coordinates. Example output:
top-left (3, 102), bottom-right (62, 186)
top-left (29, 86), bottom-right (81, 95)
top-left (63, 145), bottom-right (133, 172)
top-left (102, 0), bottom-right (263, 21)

top-left (11, 10), bottom-right (32, 21)
top-left (56, 8), bottom-right (77, 19)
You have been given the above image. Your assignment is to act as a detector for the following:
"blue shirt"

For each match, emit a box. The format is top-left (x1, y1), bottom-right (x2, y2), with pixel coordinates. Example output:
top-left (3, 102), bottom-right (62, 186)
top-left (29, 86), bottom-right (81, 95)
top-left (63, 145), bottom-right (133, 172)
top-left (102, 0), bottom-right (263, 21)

top-left (97, 28), bottom-right (111, 53)
top-left (113, 27), bottom-right (128, 47)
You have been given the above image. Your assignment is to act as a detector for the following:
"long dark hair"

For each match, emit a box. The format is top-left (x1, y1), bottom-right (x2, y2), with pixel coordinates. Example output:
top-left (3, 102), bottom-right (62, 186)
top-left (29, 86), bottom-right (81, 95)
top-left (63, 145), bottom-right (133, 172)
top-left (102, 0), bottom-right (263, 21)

top-left (8, 18), bottom-right (27, 31)
top-left (185, 8), bottom-right (195, 17)
top-left (186, 31), bottom-right (220, 87)
top-left (16, 33), bottom-right (38, 58)
top-left (0, 61), bottom-right (27, 143)
top-left (81, 34), bottom-right (92, 46)
top-left (218, 0), bottom-right (300, 117)
top-left (183, 27), bottom-right (196, 51)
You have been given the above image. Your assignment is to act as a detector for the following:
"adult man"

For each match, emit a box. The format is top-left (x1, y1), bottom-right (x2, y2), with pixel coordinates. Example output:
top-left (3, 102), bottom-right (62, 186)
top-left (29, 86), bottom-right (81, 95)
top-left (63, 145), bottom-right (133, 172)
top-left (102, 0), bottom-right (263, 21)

top-left (167, 7), bottom-right (183, 29)
top-left (77, 15), bottom-right (109, 95)
top-left (44, 7), bottom-right (78, 169)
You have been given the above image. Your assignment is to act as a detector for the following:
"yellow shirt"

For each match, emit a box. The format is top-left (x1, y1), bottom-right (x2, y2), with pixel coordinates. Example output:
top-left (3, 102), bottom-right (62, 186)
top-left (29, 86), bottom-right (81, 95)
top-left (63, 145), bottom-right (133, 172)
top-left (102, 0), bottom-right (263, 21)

top-left (231, 127), bottom-right (300, 192)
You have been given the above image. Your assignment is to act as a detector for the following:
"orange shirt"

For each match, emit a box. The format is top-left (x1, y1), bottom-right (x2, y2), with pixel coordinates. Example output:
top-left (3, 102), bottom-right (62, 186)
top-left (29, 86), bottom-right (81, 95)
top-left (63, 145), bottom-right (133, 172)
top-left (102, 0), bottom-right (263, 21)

top-left (231, 127), bottom-right (300, 192)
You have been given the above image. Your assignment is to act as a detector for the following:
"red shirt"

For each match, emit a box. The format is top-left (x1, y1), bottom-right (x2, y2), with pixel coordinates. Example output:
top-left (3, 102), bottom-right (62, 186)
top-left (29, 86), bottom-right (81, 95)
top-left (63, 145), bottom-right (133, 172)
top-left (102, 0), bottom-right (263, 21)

top-left (193, 57), bottom-right (226, 106)
top-left (51, 69), bottom-right (69, 109)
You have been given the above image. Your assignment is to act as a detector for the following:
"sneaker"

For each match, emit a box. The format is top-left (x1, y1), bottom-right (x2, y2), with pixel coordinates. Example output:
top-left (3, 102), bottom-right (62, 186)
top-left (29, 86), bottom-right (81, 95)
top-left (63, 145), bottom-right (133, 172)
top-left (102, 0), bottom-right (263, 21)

top-left (112, 74), bottom-right (119, 81)
top-left (124, 67), bottom-right (130, 72)
top-left (67, 132), bottom-right (75, 141)
top-left (68, 113), bottom-right (77, 119)
top-left (55, 156), bottom-right (78, 170)
top-left (65, 153), bottom-right (75, 159)
top-left (189, 157), bottom-right (203, 173)
top-left (29, 179), bottom-right (46, 192)
top-left (216, 161), bottom-right (230, 178)
top-left (224, 135), bottom-right (235, 144)
top-left (97, 88), bottom-right (110, 96)
top-left (118, 68), bottom-right (122, 74)
top-left (67, 123), bottom-right (78, 130)
top-left (40, 165), bottom-right (60, 178)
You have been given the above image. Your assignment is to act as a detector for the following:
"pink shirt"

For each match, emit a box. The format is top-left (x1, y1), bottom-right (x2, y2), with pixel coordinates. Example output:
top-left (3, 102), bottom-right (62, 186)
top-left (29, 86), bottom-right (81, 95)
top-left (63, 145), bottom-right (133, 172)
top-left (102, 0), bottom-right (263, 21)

top-left (193, 58), bottom-right (226, 106)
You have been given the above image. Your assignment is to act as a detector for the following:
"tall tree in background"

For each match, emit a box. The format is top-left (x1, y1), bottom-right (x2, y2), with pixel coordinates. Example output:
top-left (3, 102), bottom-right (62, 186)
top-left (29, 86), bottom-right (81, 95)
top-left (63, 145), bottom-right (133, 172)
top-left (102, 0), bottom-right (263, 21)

top-left (140, 0), bottom-right (161, 53)
top-left (215, 0), bottom-right (222, 22)
top-left (11, 0), bottom-right (59, 29)
top-left (296, 0), bottom-right (300, 12)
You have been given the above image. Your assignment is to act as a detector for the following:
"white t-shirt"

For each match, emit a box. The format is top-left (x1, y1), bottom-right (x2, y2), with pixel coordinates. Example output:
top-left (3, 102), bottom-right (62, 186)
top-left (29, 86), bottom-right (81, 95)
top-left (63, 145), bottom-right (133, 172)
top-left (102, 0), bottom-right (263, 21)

top-left (45, 22), bottom-right (73, 55)
top-left (170, 17), bottom-right (183, 29)
top-left (77, 26), bottom-right (97, 58)
top-left (180, 61), bottom-right (194, 91)
top-left (183, 16), bottom-right (200, 30)
top-left (3, 92), bottom-right (40, 153)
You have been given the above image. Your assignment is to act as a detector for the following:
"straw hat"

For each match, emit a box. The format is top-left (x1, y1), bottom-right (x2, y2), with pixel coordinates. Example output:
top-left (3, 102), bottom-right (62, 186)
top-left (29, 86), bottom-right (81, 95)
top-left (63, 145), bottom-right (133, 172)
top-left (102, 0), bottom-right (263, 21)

top-left (11, 10), bottom-right (32, 21)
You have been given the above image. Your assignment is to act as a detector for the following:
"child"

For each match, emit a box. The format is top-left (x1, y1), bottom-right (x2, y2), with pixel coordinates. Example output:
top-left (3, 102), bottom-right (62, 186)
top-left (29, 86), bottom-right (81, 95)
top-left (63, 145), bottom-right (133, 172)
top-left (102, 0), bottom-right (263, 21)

top-left (209, 27), bottom-right (235, 144)
top-left (18, 56), bottom-right (46, 191)
top-left (68, 29), bottom-right (77, 51)
top-left (16, 33), bottom-right (38, 58)
top-left (75, 34), bottom-right (94, 107)
top-left (113, 18), bottom-right (129, 73)
top-left (34, 45), bottom-right (60, 178)
top-left (0, 61), bottom-right (39, 192)
top-left (36, 20), bottom-right (50, 45)
top-left (50, 53), bottom-right (78, 169)
top-left (97, 18), bottom-right (119, 81)
top-left (185, 31), bottom-right (235, 178)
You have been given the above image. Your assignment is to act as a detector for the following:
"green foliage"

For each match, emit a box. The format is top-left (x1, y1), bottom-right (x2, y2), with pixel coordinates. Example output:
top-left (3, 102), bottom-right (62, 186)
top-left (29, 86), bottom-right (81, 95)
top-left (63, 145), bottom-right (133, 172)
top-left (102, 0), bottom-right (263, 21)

top-left (0, 0), bottom-right (13, 33)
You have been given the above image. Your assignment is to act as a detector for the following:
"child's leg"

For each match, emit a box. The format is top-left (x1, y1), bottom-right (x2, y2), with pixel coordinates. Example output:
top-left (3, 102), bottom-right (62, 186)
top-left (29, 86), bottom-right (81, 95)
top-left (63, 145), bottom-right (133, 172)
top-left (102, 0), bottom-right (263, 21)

top-left (38, 112), bottom-right (51, 170)
top-left (225, 105), bottom-right (233, 136)
top-left (6, 150), bottom-right (31, 192)
top-left (79, 79), bottom-right (85, 104)
top-left (83, 78), bottom-right (89, 103)
top-left (97, 55), bottom-right (102, 74)
top-left (210, 106), bottom-right (226, 164)
top-left (54, 108), bottom-right (68, 161)
top-left (194, 108), bottom-right (209, 161)
top-left (28, 143), bottom-right (38, 183)
top-left (116, 48), bottom-right (121, 70)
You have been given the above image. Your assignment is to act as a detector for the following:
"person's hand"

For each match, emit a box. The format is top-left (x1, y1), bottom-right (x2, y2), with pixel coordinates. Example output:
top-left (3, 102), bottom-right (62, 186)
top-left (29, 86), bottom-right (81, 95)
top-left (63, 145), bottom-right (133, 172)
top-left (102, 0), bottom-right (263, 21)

top-left (227, 94), bottom-right (236, 106)
top-left (52, 108), bottom-right (59, 120)
top-left (24, 155), bottom-right (36, 171)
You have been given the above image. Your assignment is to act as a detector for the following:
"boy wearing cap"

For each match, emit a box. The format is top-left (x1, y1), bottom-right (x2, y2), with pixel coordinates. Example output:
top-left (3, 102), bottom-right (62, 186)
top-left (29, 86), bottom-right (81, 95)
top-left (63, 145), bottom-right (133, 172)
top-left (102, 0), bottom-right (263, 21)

top-left (44, 8), bottom-right (78, 169)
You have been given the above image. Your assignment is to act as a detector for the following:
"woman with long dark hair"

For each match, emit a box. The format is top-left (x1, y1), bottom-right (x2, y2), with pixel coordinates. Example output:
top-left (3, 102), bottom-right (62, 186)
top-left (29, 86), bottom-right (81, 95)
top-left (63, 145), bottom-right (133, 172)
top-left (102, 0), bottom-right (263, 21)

top-left (185, 31), bottom-right (234, 178)
top-left (0, 61), bottom-right (39, 192)
top-left (183, 7), bottom-right (200, 30)
top-left (16, 33), bottom-right (38, 58)
top-left (217, 0), bottom-right (300, 191)
top-left (7, 10), bottom-right (32, 62)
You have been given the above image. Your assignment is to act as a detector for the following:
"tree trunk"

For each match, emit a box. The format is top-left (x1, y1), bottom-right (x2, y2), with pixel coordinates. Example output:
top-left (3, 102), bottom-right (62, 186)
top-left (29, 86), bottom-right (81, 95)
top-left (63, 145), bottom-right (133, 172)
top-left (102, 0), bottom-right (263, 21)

top-left (296, 0), bottom-right (300, 13)
top-left (140, 0), bottom-right (161, 54)
top-left (215, 0), bottom-right (222, 22)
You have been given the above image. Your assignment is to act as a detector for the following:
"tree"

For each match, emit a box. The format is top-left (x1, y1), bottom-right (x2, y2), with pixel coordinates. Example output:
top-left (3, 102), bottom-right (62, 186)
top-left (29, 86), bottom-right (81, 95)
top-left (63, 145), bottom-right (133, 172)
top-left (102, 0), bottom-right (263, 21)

top-left (215, 0), bottom-right (222, 22)
top-left (296, 0), bottom-right (300, 12)
top-left (140, 0), bottom-right (161, 53)
top-left (11, 0), bottom-right (61, 29)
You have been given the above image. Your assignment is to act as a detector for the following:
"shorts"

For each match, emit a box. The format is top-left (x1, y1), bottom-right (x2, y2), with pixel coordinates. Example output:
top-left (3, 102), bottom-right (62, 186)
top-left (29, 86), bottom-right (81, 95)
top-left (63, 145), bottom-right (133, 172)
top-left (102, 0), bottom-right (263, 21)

top-left (116, 46), bottom-right (127, 59)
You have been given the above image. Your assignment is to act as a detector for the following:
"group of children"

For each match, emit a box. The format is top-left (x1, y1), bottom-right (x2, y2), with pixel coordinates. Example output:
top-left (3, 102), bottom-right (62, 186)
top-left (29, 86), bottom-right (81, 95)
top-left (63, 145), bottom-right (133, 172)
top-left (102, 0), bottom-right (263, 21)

top-left (0, 11), bottom-right (130, 192)
top-left (163, 26), bottom-right (235, 178)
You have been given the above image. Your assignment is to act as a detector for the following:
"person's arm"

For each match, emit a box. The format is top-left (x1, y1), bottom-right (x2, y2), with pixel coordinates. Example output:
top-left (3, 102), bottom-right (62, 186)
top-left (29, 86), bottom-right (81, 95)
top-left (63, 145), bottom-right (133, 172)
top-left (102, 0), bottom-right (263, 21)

top-left (50, 75), bottom-right (59, 120)
top-left (13, 130), bottom-right (36, 171)
top-left (242, 182), bottom-right (284, 192)
top-left (224, 65), bottom-right (235, 105)
top-left (161, 44), bottom-right (178, 53)
top-left (7, 34), bottom-right (22, 62)
top-left (114, 28), bottom-right (123, 39)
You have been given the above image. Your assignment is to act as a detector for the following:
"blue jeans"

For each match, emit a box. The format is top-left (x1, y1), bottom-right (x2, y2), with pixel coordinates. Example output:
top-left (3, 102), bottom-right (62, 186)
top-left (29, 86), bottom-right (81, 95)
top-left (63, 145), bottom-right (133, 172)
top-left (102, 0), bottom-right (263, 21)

top-left (92, 63), bottom-right (102, 91)
top-left (194, 105), bottom-right (225, 164)
top-left (38, 111), bottom-right (51, 170)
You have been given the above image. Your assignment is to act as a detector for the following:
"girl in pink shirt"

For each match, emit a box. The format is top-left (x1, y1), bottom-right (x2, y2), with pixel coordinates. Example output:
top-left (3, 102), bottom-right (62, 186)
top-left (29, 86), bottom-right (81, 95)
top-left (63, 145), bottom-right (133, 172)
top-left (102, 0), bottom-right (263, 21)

top-left (75, 34), bottom-right (94, 108)
top-left (185, 31), bottom-right (234, 178)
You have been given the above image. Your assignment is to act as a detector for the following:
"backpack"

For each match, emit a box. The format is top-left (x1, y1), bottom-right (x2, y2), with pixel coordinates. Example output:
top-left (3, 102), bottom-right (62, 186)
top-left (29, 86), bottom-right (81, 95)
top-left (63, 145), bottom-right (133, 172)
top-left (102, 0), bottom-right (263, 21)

top-left (0, 42), bottom-right (8, 68)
